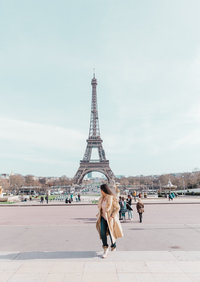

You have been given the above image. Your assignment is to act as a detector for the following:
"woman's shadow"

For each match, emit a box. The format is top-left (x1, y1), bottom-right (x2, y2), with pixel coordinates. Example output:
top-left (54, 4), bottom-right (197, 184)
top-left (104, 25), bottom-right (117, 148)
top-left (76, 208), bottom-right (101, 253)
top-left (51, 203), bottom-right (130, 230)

top-left (0, 251), bottom-right (101, 261)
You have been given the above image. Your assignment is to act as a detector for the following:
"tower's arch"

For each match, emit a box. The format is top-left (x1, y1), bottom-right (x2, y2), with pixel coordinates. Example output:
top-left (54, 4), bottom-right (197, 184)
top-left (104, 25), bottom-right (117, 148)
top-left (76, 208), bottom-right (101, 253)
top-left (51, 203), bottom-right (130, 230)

top-left (76, 169), bottom-right (110, 185)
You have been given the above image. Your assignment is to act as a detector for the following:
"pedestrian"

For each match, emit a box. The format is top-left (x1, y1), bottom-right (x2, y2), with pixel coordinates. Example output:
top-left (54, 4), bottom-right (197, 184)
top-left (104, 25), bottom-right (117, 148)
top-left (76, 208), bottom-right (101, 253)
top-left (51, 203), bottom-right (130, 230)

top-left (126, 195), bottom-right (133, 220)
top-left (45, 195), bottom-right (48, 204)
top-left (133, 191), bottom-right (137, 202)
top-left (78, 194), bottom-right (81, 201)
top-left (121, 197), bottom-right (127, 221)
top-left (136, 199), bottom-right (144, 223)
top-left (40, 196), bottom-right (44, 204)
top-left (96, 184), bottom-right (123, 259)
top-left (119, 196), bottom-right (122, 220)
top-left (168, 192), bottom-right (173, 201)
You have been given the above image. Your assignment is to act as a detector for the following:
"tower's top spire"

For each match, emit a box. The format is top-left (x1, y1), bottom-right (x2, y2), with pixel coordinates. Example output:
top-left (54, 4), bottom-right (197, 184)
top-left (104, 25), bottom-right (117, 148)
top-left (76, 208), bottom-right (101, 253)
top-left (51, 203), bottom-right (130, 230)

top-left (89, 74), bottom-right (99, 137)
top-left (91, 71), bottom-right (97, 85)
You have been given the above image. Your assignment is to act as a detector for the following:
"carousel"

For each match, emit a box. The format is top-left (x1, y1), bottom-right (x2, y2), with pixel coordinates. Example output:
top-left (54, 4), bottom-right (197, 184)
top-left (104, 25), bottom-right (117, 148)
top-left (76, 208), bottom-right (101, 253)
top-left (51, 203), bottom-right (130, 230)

top-left (162, 179), bottom-right (177, 191)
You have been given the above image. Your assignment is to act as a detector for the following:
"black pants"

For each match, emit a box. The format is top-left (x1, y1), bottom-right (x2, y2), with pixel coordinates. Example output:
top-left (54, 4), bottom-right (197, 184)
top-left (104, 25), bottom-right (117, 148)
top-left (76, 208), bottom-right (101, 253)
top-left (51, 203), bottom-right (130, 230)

top-left (139, 213), bottom-right (143, 223)
top-left (100, 217), bottom-right (116, 248)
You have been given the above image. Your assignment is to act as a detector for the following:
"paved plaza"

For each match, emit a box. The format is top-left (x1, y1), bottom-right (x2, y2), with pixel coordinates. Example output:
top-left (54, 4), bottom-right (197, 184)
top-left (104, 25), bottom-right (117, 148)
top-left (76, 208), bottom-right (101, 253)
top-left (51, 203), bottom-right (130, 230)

top-left (0, 200), bottom-right (200, 281)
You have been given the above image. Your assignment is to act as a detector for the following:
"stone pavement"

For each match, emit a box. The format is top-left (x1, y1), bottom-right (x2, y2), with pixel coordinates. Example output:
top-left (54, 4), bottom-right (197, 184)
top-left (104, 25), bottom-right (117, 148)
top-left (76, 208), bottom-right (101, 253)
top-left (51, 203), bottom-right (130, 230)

top-left (1, 251), bottom-right (200, 282)
top-left (1, 203), bottom-right (200, 281)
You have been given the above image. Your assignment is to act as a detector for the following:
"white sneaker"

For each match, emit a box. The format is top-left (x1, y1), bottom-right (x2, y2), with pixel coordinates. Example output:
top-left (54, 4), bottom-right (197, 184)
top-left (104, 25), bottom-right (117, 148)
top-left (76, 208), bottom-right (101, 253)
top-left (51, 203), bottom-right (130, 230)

top-left (111, 246), bottom-right (116, 252)
top-left (102, 247), bottom-right (109, 259)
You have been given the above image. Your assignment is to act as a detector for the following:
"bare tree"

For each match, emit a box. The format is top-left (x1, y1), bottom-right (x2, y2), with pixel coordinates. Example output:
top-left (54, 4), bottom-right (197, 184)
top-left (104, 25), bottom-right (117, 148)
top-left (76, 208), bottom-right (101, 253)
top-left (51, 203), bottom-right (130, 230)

top-left (158, 174), bottom-right (170, 186)
top-left (39, 178), bottom-right (46, 185)
top-left (119, 177), bottom-right (129, 186)
top-left (58, 175), bottom-right (72, 186)
top-left (9, 174), bottom-right (25, 189)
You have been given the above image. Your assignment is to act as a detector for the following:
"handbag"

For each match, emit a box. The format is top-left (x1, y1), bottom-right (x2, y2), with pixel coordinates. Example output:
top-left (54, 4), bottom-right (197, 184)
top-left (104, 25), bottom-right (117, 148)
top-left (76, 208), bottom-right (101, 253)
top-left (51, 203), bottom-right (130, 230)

top-left (126, 203), bottom-right (133, 211)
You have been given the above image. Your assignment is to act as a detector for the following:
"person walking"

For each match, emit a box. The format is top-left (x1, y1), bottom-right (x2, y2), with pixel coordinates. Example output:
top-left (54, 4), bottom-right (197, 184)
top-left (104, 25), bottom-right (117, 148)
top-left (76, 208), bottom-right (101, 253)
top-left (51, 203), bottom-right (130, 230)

top-left (121, 197), bottom-right (127, 221)
top-left (136, 199), bottom-right (144, 223)
top-left (119, 196), bottom-right (122, 220)
top-left (168, 192), bottom-right (174, 201)
top-left (96, 184), bottom-right (123, 259)
top-left (133, 191), bottom-right (137, 202)
top-left (45, 195), bottom-right (49, 204)
top-left (40, 196), bottom-right (44, 204)
top-left (126, 195), bottom-right (133, 220)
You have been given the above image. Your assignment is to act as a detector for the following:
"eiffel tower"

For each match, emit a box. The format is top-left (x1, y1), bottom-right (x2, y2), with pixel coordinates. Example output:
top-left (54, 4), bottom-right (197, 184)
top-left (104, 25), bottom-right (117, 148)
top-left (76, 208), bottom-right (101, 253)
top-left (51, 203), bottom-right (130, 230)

top-left (73, 74), bottom-right (115, 184)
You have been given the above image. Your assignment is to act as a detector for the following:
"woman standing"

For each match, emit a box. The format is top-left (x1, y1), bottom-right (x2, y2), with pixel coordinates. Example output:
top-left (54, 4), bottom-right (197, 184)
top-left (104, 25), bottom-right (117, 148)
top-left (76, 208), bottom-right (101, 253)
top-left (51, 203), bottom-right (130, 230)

top-left (136, 198), bottom-right (144, 223)
top-left (121, 197), bottom-right (127, 221)
top-left (119, 196), bottom-right (122, 220)
top-left (126, 195), bottom-right (133, 220)
top-left (96, 184), bottom-right (123, 258)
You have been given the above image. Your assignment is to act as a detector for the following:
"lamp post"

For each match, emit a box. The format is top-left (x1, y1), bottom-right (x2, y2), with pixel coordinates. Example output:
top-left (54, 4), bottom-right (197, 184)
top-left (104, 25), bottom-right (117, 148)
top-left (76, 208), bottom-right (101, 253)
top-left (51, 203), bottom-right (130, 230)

top-left (182, 176), bottom-right (185, 195)
top-left (191, 172), bottom-right (194, 189)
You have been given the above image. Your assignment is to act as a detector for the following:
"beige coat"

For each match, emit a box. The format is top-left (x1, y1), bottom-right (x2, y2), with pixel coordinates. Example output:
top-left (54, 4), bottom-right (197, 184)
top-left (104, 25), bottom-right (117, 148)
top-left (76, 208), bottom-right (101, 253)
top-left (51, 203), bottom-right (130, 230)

top-left (136, 202), bottom-right (144, 213)
top-left (96, 195), bottom-right (123, 243)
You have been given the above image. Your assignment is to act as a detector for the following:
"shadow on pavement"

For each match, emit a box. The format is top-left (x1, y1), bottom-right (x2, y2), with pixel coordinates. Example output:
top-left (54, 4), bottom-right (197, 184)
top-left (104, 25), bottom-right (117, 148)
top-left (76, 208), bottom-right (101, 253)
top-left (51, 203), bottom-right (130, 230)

top-left (0, 251), bottom-right (99, 260)
top-left (72, 217), bottom-right (96, 224)
top-left (129, 226), bottom-right (190, 231)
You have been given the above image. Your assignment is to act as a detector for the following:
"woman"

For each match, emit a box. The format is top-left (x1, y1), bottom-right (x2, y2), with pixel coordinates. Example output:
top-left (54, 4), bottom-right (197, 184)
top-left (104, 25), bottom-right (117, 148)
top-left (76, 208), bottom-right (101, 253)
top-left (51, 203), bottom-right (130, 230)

top-left (121, 197), bottom-right (127, 221)
top-left (96, 184), bottom-right (123, 258)
top-left (119, 196), bottom-right (122, 220)
top-left (126, 195), bottom-right (133, 220)
top-left (136, 198), bottom-right (144, 223)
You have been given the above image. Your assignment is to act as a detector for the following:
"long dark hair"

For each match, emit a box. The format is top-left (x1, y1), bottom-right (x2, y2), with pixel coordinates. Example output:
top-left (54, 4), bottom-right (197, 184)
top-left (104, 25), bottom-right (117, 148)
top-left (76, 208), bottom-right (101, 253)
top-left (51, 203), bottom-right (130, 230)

top-left (100, 184), bottom-right (114, 195)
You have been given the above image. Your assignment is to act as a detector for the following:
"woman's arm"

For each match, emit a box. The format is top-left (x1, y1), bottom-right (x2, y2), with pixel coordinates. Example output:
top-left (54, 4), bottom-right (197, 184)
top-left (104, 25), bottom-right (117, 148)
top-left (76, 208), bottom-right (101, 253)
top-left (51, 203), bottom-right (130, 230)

top-left (106, 195), bottom-right (113, 212)
top-left (98, 196), bottom-right (102, 209)
top-left (111, 197), bottom-right (120, 218)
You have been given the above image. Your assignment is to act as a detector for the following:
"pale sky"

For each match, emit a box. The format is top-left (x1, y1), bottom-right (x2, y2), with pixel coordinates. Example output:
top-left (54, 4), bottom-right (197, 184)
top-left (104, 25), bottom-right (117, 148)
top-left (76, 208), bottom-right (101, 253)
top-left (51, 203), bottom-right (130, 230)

top-left (0, 0), bottom-right (200, 177)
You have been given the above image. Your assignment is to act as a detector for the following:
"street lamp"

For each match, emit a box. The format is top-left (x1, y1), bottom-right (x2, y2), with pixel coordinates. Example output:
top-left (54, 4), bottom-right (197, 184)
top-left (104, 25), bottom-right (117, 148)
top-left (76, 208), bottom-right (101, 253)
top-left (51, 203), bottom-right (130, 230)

top-left (182, 176), bottom-right (185, 195)
top-left (159, 180), bottom-right (161, 193)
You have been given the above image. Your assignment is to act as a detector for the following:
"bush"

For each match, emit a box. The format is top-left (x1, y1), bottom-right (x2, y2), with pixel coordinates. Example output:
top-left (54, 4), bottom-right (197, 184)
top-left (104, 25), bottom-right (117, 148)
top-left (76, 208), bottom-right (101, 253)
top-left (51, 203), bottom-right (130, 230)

top-left (92, 200), bottom-right (98, 204)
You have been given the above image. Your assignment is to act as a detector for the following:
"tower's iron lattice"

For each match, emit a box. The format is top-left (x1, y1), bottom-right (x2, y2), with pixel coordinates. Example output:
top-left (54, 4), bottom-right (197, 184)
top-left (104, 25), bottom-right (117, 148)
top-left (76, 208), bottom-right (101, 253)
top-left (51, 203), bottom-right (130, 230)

top-left (73, 75), bottom-right (115, 184)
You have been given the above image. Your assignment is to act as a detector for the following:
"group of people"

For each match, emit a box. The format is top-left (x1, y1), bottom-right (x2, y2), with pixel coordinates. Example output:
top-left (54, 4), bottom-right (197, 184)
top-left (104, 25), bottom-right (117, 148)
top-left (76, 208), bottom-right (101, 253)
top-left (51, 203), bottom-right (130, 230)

top-left (40, 195), bottom-right (48, 204)
top-left (119, 195), bottom-right (144, 223)
top-left (168, 192), bottom-right (176, 201)
top-left (65, 193), bottom-right (81, 204)
top-left (96, 183), bottom-right (145, 259)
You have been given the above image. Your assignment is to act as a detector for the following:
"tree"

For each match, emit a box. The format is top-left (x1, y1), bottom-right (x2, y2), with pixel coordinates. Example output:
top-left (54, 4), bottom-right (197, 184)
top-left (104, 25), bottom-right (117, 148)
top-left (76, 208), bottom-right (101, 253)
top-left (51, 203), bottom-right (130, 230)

top-left (9, 174), bottom-right (25, 188)
top-left (120, 177), bottom-right (129, 186)
top-left (158, 174), bottom-right (169, 186)
top-left (59, 175), bottom-right (72, 186)
top-left (24, 175), bottom-right (35, 186)
top-left (39, 178), bottom-right (46, 185)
